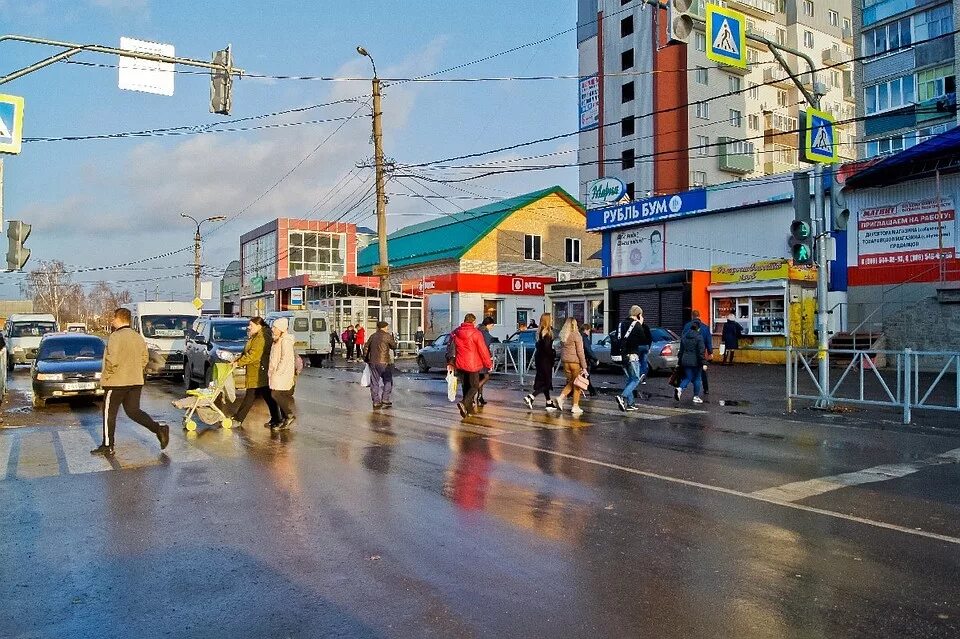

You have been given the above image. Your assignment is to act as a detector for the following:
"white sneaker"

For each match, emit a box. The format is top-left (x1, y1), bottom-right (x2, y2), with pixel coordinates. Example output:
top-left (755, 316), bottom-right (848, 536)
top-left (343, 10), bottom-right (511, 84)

top-left (524, 394), bottom-right (534, 410)
top-left (556, 396), bottom-right (565, 411)
top-left (674, 387), bottom-right (681, 401)
top-left (693, 396), bottom-right (704, 404)
top-left (571, 406), bottom-right (583, 417)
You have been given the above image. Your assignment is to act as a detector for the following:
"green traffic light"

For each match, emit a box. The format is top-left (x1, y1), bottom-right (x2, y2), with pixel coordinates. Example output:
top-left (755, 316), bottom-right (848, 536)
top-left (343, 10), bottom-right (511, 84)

top-left (793, 244), bottom-right (811, 263)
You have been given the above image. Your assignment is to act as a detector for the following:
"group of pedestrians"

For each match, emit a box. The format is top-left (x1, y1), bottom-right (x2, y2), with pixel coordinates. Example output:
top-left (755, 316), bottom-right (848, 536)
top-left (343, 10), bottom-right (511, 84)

top-left (232, 316), bottom-right (298, 430)
top-left (336, 324), bottom-right (366, 360)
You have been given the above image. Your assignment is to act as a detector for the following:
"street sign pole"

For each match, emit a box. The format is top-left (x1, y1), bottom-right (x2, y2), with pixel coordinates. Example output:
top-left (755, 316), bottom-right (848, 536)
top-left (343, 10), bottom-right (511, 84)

top-left (814, 162), bottom-right (830, 407)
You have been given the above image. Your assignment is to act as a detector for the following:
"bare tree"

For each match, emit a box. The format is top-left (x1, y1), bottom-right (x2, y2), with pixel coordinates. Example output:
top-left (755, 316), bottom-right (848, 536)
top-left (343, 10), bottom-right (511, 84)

top-left (27, 260), bottom-right (71, 326)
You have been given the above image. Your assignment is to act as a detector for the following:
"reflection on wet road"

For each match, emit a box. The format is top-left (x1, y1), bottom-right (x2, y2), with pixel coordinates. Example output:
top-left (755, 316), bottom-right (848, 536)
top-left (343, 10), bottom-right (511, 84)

top-left (1, 367), bottom-right (958, 638)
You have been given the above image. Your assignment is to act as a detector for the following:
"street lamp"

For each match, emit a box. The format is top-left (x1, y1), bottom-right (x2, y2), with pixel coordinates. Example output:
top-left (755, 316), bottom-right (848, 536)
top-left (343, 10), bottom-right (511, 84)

top-left (357, 45), bottom-right (391, 323)
top-left (180, 212), bottom-right (227, 300)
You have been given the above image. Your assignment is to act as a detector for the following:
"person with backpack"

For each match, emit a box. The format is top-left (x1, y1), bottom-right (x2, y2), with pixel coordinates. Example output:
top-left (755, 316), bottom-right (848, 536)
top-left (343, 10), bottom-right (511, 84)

top-left (681, 310), bottom-right (713, 393)
top-left (343, 325), bottom-right (356, 360)
top-left (523, 314), bottom-right (559, 412)
top-left (612, 305), bottom-right (648, 412)
top-left (675, 319), bottom-right (707, 404)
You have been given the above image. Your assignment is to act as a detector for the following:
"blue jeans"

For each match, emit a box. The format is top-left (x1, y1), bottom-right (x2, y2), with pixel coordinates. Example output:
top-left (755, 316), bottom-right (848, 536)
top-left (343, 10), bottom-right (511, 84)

top-left (678, 366), bottom-right (703, 396)
top-left (636, 346), bottom-right (650, 378)
top-left (621, 359), bottom-right (642, 404)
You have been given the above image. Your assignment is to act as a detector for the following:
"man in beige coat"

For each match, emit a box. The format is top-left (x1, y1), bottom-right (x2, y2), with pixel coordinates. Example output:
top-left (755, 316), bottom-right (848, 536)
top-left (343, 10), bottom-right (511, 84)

top-left (91, 308), bottom-right (169, 456)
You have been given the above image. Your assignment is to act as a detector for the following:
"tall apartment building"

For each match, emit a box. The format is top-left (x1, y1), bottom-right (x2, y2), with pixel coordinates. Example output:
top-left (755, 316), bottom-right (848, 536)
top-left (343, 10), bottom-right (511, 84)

top-left (577, 0), bottom-right (855, 200)
top-left (853, 0), bottom-right (959, 159)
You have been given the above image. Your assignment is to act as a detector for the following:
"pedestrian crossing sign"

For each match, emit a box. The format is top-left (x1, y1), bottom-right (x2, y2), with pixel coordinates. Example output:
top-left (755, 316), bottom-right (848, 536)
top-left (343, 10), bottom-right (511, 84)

top-left (706, 4), bottom-right (747, 69)
top-left (0, 94), bottom-right (24, 155)
top-left (804, 108), bottom-right (839, 163)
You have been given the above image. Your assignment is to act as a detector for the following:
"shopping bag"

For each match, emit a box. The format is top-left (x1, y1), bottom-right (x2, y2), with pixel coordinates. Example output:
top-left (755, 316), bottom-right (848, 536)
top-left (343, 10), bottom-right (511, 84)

top-left (360, 364), bottom-right (371, 387)
top-left (719, 344), bottom-right (726, 356)
top-left (446, 370), bottom-right (459, 402)
top-left (573, 371), bottom-right (590, 391)
top-left (667, 366), bottom-right (682, 388)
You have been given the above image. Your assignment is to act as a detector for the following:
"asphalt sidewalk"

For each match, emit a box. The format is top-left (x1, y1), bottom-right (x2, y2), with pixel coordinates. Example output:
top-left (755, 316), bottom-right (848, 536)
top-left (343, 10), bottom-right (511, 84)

top-left (318, 355), bottom-right (959, 433)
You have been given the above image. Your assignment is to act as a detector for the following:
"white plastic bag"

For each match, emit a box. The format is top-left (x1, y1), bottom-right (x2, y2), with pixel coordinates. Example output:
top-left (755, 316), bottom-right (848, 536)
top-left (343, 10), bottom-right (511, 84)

top-left (719, 344), bottom-right (726, 356)
top-left (360, 364), bottom-right (371, 388)
top-left (446, 370), bottom-right (458, 402)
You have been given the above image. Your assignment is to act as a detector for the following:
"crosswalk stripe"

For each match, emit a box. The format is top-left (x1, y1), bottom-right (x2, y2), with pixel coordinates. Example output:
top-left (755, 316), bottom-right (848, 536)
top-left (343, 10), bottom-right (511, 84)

top-left (16, 431), bottom-right (61, 479)
top-left (58, 430), bottom-right (113, 474)
top-left (0, 434), bottom-right (14, 480)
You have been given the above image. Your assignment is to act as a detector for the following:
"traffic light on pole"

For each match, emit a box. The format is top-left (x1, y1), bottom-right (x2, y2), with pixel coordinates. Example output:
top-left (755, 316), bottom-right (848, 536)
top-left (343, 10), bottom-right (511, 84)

top-left (830, 169), bottom-right (850, 232)
top-left (6, 220), bottom-right (31, 271)
top-left (791, 171), bottom-right (814, 266)
top-left (667, 0), bottom-right (695, 44)
top-left (210, 47), bottom-right (233, 115)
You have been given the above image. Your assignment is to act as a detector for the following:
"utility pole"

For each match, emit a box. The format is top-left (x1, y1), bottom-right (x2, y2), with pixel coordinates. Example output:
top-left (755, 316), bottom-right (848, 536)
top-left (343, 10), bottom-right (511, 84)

top-left (180, 213), bottom-right (226, 301)
top-left (357, 46), bottom-right (391, 323)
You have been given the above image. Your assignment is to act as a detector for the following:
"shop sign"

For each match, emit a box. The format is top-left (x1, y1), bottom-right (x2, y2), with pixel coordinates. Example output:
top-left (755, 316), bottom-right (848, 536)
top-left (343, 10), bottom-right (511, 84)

top-left (856, 197), bottom-right (955, 267)
top-left (712, 259), bottom-right (816, 284)
top-left (611, 225), bottom-right (665, 276)
top-left (586, 188), bottom-right (707, 231)
top-left (402, 273), bottom-right (553, 296)
top-left (250, 276), bottom-right (265, 294)
top-left (586, 177), bottom-right (626, 208)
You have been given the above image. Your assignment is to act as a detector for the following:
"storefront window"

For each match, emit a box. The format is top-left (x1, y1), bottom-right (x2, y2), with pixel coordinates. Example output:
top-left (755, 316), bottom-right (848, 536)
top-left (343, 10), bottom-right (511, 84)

top-left (590, 300), bottom-right (605, 333)
top-left (482, 299), bottom-right (502, 324)
top-left (751, 297), bottom-right (785, 334)
top-left (287, 231), bottom-right (346, 278)
top-left (427, 293), bottom-right (452, 337)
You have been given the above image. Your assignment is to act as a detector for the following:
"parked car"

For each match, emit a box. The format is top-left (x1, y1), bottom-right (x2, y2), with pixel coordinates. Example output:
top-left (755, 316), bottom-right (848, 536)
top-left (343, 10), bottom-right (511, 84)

top-left (31, 333), bottom-right (106, 408)
top-left (65, 323), bottom-right (88, 333)
top-left (183, 316), bottom-right (249, 390)
top-left (265, 310), bottom-right (331, 366)
top-left (416, 333), bottom-right (503, 373)
top-left (591, 326), bottom-right (680, 372)
top-left (6, 313), bottom-right (58, 370)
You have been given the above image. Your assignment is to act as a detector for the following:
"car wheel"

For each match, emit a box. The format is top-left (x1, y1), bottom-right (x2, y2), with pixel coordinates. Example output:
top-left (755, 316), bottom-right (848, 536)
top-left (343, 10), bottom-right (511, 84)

top-left (32, 394), bottom-right (46, 409)
top-left (417, 356), bottom-right (430, 373)
top-left (183, 362), bottom-right (196, 390)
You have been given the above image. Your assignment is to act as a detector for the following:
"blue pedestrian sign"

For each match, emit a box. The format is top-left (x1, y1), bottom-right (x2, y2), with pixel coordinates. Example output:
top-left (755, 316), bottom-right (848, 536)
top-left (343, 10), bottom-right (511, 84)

top-left (0, 94), bottom-right (24, 155)
top-left (804, 108), bottom-right (839, 163)
top-left (706, 4), bottom-right (747, 69)
top-left (290, 287), bottom-right (304, 307)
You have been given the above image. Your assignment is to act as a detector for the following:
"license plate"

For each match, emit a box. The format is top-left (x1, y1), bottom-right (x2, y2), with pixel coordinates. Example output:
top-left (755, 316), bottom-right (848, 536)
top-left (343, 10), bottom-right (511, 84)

top-left (63, 382), bottom-right (96, 391)
top-left (167, 365), bottom-right (184, 370)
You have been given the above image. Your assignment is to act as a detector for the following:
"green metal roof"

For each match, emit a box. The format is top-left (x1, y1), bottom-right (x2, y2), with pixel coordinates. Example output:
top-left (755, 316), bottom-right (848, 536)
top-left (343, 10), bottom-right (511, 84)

top-left (357, 186), bottom-right (582, 272)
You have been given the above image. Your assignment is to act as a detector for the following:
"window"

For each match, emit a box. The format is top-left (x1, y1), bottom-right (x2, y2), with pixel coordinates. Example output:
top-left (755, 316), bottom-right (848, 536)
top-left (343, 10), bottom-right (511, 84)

top-left (831, 70), bottom-right (841, 88)
top-left (917, 65), bottom-right (956, 102)
top-left (312, 318), bottom-right (327, 332)
top-left (293, 317), bottom-right (310, 333)
top-left (776, 0), bottom-right (785, 12)
top-left (863, 17), bottom-right (911, 56)
top-left (565, 238), bottom-right (581, 264)
top-left (621, 48), bottom-right (634, 71)
top-left (843, 18), bottom-right (851, 33)
top-left (777, 88), bottom-right (788, 107)
top-left (729, 109), bottom-right (743, 127)
top-left (828, 10), bottom-right (838, 26)
top-left (748, 82), bottom-right (759, 99)
top-left (695, 31), bottom-right (706, 52)
top-left (621, 148), bottom-right (636, 170)
top-left (622, 81), bottom-right (635, 103)
top-left (803, 30), bottom-right (814, 48)
top-left (523, 235), bottom-right (541, 261)
top-left (864, 74), bottom-right (915, 114)
top-left (287, 231), bottom-right (346, 278)
top-left (695, 66), bottom-right (708, 85)
top-left (776, 28), bottom-right (786, 45)
top-left (621, 15), bottom-right (634, 37)
top-left (914, 4), bottom-right (953, 42)
top-left (691, 170), bottom-right (707, 186)
top-left (696, 102), bottom-right (710, 119)
top-left (482, 299), bottom-right (503, 324)
top-left (621, 115), bottom-right (635, 137)
top-left (728, 74), bottom-right (742, 92)
top-left (748, 113), bottom-right (760, 130)
top-left (697, 135), bottom-right (710, 156)
top-left (747, 48), bottom-right (760, 65)
top-left (626, 182), bottom-right (636, 200)
top-left (724, 139), bottom-right (755, 156)
top-left (802, 0), bottom-right (814, 17)
top-left (241, 230), bottom-right (278, 282)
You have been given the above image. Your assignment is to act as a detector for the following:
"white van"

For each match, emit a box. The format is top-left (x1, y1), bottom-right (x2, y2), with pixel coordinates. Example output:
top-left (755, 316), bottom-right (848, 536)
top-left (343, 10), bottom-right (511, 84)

top-left (125, 302), bottom-right (200, 378)
top-left (5, 313), bottom-right (58, 370)
top-left (264, 310), bottom-right (331, 366)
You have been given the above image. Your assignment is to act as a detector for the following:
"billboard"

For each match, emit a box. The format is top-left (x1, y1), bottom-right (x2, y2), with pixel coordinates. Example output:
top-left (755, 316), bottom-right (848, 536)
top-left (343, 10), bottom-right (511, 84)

top-left (587, 189), bottom-right (707, 231)
top-left (611, 225), bottom-right (665, 276)
top-left (579, 75), bottom-right (600, 131)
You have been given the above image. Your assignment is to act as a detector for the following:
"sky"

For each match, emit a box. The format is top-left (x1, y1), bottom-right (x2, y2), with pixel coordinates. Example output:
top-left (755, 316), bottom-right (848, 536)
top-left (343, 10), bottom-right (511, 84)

top-left (0, 0), bottom-right (579, 302)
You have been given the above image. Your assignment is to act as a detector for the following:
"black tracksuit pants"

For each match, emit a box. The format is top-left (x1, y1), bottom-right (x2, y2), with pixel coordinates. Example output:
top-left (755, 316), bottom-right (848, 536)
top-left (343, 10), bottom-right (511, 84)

top-left (102, 385), bottom-right (161, 448)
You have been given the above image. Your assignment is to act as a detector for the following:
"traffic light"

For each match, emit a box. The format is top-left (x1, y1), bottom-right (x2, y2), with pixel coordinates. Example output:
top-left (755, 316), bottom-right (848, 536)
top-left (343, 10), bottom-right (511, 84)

top-left (210, 47), bottom-right (233, 115)
top-left (830, 171), bottom-right (850, 232)
top-left (6, 220), bottom-right (31, 271)
top-left (667, 0), bottom-right (695, 44)
top-left (791, 171), bottom-right (814, 266)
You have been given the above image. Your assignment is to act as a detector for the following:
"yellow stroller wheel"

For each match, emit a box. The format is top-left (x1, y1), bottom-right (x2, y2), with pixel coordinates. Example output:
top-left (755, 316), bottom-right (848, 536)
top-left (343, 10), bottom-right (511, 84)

top-left (184, 419), bottom-right (198, 432)
top-left (221, 418), bottom-right (233, 429)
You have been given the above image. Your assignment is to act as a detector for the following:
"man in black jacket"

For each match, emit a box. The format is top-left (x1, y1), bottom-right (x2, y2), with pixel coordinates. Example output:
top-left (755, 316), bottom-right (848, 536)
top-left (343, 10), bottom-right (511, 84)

top-left (615, 305), bottom-right (648, 412)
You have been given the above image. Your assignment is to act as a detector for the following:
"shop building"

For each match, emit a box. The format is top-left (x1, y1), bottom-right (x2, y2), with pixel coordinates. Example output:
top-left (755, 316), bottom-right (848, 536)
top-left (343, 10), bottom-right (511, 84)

top-left (238, 218), bottom-right (378, 317)
top-left (551, 175), bottom-right (839, 360)
top-left (841, 127), bottom-right (960, 354)
top-left (358, 186), bottom-right (601, 341)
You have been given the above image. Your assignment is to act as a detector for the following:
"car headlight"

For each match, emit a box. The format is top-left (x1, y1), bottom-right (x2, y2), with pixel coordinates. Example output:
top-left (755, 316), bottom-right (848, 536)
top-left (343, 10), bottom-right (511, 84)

top-left (94, 372), bottom-right (102, 380)
top-left (13, 347), bottom-right (24, 352)
top-left (36, 373), bottom-right (64, 381)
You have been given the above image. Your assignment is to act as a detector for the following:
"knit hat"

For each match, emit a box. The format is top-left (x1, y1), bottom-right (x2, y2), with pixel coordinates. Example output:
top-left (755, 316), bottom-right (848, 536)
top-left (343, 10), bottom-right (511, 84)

top-left (629, 305), bottom-right (643, 317)
top-left (273, 317), bottom-right (289, 333)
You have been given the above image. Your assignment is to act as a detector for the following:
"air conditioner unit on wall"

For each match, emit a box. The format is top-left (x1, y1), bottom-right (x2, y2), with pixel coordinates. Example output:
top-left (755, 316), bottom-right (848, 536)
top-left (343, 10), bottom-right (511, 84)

top-left (557, 271), bottom-right (572, 282)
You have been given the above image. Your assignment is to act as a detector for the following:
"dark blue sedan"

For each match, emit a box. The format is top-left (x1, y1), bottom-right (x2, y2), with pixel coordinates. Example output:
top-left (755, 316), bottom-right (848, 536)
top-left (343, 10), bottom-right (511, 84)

top-left (31, 333), bottom-right (106, 408)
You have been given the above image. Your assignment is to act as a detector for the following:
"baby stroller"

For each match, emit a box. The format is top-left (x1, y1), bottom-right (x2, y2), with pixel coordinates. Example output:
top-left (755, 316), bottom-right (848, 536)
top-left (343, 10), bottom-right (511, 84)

top-left (173, 354), bottom-right (238, 432)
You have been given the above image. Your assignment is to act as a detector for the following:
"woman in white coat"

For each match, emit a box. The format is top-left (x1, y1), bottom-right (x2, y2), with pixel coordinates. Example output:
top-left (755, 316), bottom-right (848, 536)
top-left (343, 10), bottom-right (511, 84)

top-left (268, 317), bottom-right (297, 430)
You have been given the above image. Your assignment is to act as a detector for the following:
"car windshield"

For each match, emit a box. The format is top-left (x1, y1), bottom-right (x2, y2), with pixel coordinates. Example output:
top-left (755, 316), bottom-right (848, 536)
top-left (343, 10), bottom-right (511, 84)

top-left (38, 337), bottom-right (105, 360)
top-left (212, 323), bottom-right (248, 341)
top-left (141, 315), bottom-right (196, 339)
top-left (10, 322), bottom-right (57, 337)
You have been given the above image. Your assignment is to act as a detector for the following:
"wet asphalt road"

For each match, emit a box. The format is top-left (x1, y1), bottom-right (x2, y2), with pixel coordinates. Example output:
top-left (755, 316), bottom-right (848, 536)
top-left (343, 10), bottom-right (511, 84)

top-left (1, 365), bottom-right (959, 639)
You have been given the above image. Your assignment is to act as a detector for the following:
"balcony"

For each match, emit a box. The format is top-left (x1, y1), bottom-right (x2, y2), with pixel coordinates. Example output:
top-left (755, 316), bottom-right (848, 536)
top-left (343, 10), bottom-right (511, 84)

top-left (842, 25), bottom-right (854, 45)
top-left (718, 136), bottom-right (756, 174)
top-left (763, 67), bottom-right (795, 89)
top-left (822, 48), bottom-right (851, 68)
top-left (765, 111), bottom-right (798, 134)
top-left (763, 144), bottom-right (798, 175)
top-left (728, 0), bottom-right (775, 18)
